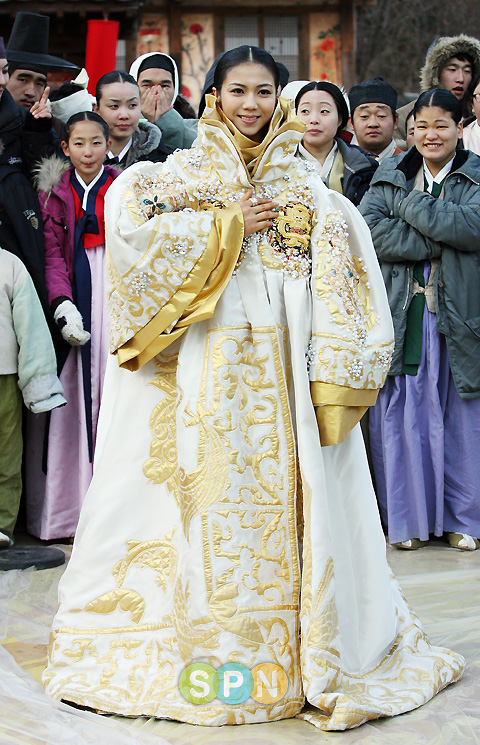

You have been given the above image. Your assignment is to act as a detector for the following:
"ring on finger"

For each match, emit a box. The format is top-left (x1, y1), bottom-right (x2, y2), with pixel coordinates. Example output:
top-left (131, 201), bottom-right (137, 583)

top-left (250, 196), bottom-right (258, 206)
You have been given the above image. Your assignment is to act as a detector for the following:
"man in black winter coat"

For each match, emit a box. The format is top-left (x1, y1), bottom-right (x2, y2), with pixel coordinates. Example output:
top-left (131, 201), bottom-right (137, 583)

top-left (0, 36), bottom-right (61, 345)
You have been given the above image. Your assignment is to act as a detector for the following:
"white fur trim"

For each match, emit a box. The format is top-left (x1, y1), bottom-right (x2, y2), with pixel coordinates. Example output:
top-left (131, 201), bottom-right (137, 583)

top-left (34, 155), bottom-right (70, 195)
top-left (420, 35), bottom-right (480, 92)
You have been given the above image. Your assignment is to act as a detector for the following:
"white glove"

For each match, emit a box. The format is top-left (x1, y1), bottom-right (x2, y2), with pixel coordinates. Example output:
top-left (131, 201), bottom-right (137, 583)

top-left (54, 300), bottom-right (91, 346)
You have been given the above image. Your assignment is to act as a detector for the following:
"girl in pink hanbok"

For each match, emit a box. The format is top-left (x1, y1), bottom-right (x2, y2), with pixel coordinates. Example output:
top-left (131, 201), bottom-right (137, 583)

top-left (29, 112), bottom-right (117, 540)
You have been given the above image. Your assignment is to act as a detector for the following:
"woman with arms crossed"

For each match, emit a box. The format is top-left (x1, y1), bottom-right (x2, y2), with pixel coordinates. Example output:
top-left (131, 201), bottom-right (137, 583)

top-left (361, 88), bottom-right (480, 551)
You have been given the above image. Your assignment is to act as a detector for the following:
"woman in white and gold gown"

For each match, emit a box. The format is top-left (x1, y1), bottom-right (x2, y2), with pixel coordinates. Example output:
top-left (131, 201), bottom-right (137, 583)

top-left (43, 47), bottom-right (464, 730)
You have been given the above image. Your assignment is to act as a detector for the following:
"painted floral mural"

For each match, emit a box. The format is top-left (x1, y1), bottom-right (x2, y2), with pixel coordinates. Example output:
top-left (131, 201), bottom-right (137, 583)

top-left (309, 13), bottom-right (342, 85)
top-left (137, 14), bottom-right (169, 56)
top-left (134, 10), bottom-right (346, 111)
top-left (180, 14), bottom-right (214, 113)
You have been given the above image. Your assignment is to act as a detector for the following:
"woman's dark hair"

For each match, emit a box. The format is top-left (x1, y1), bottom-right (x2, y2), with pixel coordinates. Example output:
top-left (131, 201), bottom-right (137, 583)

top-left (470, 70), bottom-right (480, 105)
top-left (213, 46), bottom-right (279, 91)
top-left (276, 62), bottom-right (290, 90)
top-left (413, 88), bottom-right (462, 124)
top-left (95, 70), bottom-right (139, 103)
top-left (174, 92), bottom-right (196, 119)
top-left (295, 81), bottom-right (349, 132)
top-left (64, 111), bottom-right (109, 142)
top-left (49, 82), bottom-right (83, 102)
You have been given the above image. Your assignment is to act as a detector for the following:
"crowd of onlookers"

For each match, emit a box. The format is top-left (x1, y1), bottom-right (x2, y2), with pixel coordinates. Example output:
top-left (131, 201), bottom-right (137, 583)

top-left (1, 11), bottom-right (480, 556)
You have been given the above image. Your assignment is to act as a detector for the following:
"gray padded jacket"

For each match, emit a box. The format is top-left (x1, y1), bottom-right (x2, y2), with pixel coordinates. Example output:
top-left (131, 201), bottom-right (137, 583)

top-left (359, 147), bottom-right (480, 398)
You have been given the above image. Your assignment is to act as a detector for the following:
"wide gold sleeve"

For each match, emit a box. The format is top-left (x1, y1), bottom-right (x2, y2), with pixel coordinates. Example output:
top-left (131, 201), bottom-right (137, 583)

top-left (308, 188), bottom-right (394, 446)
top-left (310, 382), bottom-right (378, 446)
top-left (117, 204), bottom-right (244, 371)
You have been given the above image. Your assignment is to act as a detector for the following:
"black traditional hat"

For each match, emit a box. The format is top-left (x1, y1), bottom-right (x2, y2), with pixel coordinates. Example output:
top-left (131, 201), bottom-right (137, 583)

top-left (6, 12), bottom-right (79, 74)
top-left (348, 76), bottom-right (398, 115)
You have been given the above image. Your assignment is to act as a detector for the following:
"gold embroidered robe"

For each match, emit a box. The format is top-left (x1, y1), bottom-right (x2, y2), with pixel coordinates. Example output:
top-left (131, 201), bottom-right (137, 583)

top-left (43, 100), bottom-right (464, 730)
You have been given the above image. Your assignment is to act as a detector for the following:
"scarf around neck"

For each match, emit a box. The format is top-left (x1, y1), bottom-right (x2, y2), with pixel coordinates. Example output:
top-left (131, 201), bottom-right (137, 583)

top-left (200, 93), bottom-right (305, 174)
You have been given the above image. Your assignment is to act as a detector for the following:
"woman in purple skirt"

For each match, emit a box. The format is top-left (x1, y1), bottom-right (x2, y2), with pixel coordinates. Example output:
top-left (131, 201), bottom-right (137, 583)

top-left (360, 88), bottom-right (480, 550)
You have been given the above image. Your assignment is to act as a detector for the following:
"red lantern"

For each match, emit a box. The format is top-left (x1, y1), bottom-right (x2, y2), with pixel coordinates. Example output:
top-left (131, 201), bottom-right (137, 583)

top-left (85, 20), bottom-right (120, 94)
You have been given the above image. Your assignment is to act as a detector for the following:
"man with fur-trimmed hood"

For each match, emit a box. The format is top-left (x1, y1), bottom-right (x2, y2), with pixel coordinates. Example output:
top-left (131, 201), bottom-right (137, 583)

top-left (396, 34), bottom-right (480, 148)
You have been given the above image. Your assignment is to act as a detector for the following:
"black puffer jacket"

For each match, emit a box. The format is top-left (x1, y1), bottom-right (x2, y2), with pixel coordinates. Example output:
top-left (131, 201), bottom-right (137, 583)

top-left (298, 137), bottom-right (377, 206)
top-left (0, 89), bottom-right (61, 346)
top-left (336, 137), bottom-right (378, 206)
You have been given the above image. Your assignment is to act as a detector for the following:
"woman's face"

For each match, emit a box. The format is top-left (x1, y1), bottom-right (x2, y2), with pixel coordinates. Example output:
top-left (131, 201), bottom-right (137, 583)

top-left (405, 116), bottom-right (415, 149)
top-left (94, 82), bottom-right (141, 142)
top-left (414, 105), bottom-right (462, 175)
top-left (472, 80), bottom-right (480, 124)
top-left (296, 90), bottom-right (340, 153)
top-left (215, 63), bottom-right (277, 141)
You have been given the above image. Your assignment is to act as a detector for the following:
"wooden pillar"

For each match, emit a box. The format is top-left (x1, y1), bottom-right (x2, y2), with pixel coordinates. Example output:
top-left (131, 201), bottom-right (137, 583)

top-left (169, 0), bottom-right (182, 77)
top-left (340, 0), bottom-right (355, 89)
top-left (213, 14), bottom-right (224, 58)
top-left (56, 9), bottom-right (65, 37)
top-left (125, 9), bottom-right (139, 69)
top-left (298, 11), bottom-right (310, 80)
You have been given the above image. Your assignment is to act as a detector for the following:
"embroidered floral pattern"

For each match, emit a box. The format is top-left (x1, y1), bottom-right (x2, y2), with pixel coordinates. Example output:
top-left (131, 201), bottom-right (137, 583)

top-left (186, 147), bottom-right (205, 169)
top-left (311, 208), bottom-right (393, 388)
top-left (378, 349), bottom-right (392, 372)
top-left (130, 271), bottom-right (153, 296)
top-left (128, 171), bottom-right (193, 223)
top-left (305, 341), bottom-right (315, 372)
top-left (258, 184), bottom-right (279, 200)
top-left (348, 360), bottom-right (363, 380)
top-left (108, 122), bottom-right (393, 394)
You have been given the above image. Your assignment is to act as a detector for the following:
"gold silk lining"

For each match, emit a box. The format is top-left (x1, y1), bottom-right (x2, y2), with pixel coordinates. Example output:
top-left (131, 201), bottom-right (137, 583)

top-left (117, 204), bottom-right (244, 370)
top-left (310, 381), bottom-right (378, 407)
top-left (202, 93), bottom-right (305, 175)
top-left (328, 148), bottom-right (344, 195)
top-left (310, 382), bottom-right (378, 446)
top-left (315, 405), bottom-right (369, 446)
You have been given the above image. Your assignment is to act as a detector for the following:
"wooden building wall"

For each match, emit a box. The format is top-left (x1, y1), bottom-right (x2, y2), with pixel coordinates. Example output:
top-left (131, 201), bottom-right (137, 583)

top-left (0, 0), bottom-right (357, 109)
top-left (137, 0), bottom-right (356, 111)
